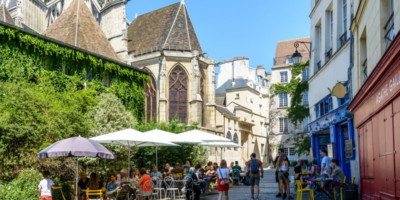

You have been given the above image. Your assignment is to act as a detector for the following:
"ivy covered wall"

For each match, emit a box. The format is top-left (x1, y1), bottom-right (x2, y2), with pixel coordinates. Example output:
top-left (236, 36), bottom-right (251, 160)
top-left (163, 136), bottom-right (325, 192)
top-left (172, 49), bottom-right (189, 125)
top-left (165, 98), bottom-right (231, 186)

top-left (0, 22), bottom-right (149, 180)
top-left (0, 22), bottom-right (149, 120)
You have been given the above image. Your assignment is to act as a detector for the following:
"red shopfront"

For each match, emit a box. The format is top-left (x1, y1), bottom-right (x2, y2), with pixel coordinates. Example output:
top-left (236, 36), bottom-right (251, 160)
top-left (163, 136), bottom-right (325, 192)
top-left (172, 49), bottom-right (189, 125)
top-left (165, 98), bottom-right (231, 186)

top-left (348, 34), bottom-right (400, 200)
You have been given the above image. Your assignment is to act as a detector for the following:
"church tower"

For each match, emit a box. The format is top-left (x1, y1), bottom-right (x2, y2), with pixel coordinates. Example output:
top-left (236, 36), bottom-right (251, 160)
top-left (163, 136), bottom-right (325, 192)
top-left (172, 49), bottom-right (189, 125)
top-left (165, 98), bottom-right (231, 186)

top-left (127, 1), bottom-right (217, 129)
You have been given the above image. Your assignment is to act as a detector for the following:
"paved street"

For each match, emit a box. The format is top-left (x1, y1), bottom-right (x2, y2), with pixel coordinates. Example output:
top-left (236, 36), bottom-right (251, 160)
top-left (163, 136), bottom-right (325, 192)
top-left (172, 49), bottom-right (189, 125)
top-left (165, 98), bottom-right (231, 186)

top-left (207, 168), bottom-right (300, 200)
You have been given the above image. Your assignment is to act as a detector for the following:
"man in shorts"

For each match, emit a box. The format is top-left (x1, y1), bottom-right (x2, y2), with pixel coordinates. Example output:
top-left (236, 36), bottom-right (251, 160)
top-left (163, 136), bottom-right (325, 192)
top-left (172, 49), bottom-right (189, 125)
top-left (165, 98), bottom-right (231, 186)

top-left (247, 153), bottom-right (263, 200)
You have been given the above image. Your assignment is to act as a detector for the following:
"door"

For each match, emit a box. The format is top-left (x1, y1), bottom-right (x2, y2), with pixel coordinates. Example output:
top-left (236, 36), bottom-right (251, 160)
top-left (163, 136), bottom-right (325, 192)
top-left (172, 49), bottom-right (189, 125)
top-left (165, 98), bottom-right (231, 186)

top-left (375, 104), bottom-right (395, 197)
top-left (393, 96), bottom-right (400, 197)
top-left (360, 120), bottom-right (374, 199)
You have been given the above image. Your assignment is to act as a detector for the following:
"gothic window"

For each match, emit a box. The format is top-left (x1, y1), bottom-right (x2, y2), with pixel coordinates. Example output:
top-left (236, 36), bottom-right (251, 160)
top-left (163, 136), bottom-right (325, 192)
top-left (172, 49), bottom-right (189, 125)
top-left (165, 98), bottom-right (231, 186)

top-left (226, 131), bottom-right (232, 140)
top-left (145, 75), bottom-right (157, 122)
top-left (169, 65), bottom-right (188, 122)
top-left (233, 133), bottom-right (238, 144)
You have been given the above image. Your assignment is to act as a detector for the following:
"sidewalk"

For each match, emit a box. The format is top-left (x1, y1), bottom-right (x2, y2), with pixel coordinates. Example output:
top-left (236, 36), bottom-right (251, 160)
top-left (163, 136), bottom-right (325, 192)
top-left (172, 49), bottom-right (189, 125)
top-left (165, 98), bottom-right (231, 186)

top-left (207, 168), bottom-right (299, 200)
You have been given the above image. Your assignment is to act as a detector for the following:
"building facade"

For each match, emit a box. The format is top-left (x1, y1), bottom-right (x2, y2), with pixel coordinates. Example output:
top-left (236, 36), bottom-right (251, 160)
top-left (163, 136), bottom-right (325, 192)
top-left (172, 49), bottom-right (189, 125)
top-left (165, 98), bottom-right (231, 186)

top-left (270, 38), bottom-right (310, 162)
top-left (1, 0), bottom-right (128, 60)
top-left (348, 0), bottom-right (400, 199)
top-left (215, 57), bottom-right (270, 166)
top-left (126, 2), bottom-right (217, 133)
top-left (308, 0), bottom-right (357, 182)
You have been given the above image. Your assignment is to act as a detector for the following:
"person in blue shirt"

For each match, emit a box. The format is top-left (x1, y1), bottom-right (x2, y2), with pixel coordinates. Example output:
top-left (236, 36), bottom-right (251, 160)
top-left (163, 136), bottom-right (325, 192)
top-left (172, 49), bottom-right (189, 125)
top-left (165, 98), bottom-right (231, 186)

top-left (106, 173), bottom-right (120, 199)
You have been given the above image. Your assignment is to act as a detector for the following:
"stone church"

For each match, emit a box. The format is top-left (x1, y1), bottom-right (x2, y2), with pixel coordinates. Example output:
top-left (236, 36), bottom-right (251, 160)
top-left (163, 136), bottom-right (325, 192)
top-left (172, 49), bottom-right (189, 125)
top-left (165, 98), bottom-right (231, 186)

top-left (0, 0), bottom-right (218, 131)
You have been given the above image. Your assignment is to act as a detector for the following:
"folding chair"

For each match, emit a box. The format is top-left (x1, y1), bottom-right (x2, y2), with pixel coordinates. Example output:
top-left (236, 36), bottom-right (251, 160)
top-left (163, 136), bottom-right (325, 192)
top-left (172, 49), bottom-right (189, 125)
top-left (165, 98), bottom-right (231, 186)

top-left (295, 180), bottom-right (314, 200)
top-left (86, 189), bottom-right (103, 200)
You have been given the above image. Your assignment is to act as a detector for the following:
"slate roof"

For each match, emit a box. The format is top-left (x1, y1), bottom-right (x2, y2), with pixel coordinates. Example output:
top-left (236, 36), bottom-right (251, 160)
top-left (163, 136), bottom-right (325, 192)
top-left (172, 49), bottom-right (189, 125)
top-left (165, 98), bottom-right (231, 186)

top-left (44, 0), bottom-right (119, 61)
top-left (216, 79), bottom-right (256, 95)
top-left (274, 37), bottom-right (310, 66)
top-left (216, 105), bottom-right (238, 119)
top-left (0, 4), bottom-right (14, 25)
top-left (127, 2), bottom-right (202, 56)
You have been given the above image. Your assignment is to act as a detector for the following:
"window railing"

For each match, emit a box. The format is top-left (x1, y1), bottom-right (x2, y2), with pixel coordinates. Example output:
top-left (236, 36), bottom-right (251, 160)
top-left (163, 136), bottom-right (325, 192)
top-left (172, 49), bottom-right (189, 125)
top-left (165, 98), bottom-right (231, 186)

top-left (338, 31), bottom-right (348, 48)
top-left (325, 48), bottom-right (333, 61)
top-left (362, 58), bottom-right (368, 83)
top-left (384, 13), bottom-right (395, 48)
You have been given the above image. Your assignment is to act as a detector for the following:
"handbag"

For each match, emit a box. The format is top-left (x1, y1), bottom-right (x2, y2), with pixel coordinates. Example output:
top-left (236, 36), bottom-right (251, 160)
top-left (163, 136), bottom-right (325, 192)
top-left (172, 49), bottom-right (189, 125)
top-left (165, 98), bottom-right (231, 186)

top-left (218, 168), bottom-right (231, 185)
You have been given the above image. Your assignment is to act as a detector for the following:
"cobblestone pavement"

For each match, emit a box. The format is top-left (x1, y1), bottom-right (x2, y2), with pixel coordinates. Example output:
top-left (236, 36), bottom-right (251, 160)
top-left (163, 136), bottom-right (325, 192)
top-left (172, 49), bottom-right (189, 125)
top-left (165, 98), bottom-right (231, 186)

top-left (206, 168), bottom-right (301, 200)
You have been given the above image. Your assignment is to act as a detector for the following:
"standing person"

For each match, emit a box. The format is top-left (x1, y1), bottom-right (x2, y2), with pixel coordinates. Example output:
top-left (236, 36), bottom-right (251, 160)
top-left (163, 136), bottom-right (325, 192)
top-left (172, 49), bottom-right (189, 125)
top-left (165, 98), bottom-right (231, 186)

top-left (217, 160), bottom-right (230, 200)
top-left (321, 150), bottom-right (332, 178)
top-left (274, 148), bottom-right (289, 197)
top-left (38, 171), bottom-right (62, 200)
top-left (277, 155), bottom-right (293, 199)
top-left (247, 153), bottom-right (263, 200)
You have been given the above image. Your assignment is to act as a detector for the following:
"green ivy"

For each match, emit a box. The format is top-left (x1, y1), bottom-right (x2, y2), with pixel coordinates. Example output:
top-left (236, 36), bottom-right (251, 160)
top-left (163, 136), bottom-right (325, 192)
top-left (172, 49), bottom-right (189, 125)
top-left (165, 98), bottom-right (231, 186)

top-left (0, 23), bottom-right (149, 121)
top-left (270, 62), bottom-right (310, 124)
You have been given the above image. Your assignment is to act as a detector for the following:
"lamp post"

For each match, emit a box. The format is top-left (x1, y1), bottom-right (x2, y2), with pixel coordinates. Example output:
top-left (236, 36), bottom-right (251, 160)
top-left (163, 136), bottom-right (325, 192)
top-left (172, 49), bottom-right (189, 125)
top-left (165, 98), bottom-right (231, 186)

top-left (291, 41), bottom-right (312, 64)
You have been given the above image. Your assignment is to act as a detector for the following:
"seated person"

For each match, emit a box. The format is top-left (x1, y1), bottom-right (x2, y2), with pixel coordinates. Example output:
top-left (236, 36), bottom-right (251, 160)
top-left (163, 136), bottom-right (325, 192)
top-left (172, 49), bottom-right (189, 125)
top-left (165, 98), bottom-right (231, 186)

top-left (129, 168), bottom-right (139, 184)
top-left (171, 163), bottom-right (184, 178)
top-left (183, 166), bottom-right (192, 178)
top-left (150, 166), bottom-right (162, 179)
top-left (329, 159), bottom-right (345, 184)
top-left (106, 173), bottom-right (120, 199)
top-left (87, 173), bottom-right (105, 199)
top-left (204, 161), bottom-right (213, 172)
top-left (117, 169), bottom-right (129, 184)
top-left (205, 165), bottom-right (217, 190)
top-left (163, 163), bottom-right (174, 176)
top-left (297, 159), bottom-right (308, 170)
top-left (294, 166), bottom-right (309, 188)
top-left (197, 168), bottom-right (209, 193)
top-left (136, 168), bottom-right (152, 200)
top-left (78, 172), bottom-right (89, 200)
top-left (307, 159), bottom-right (321, 178)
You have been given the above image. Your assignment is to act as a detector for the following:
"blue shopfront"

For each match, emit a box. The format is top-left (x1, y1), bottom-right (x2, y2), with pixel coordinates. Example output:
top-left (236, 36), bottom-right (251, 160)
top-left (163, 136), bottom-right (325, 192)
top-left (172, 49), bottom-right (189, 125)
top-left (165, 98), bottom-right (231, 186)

top-left (309, 102), bottom-right (356, 181)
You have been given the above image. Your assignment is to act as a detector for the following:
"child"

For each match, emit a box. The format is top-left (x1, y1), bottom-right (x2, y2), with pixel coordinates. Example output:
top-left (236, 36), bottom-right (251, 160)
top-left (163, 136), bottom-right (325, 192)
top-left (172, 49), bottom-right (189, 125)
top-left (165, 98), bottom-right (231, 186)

top-left (38, 171), bottom-right (62, 200)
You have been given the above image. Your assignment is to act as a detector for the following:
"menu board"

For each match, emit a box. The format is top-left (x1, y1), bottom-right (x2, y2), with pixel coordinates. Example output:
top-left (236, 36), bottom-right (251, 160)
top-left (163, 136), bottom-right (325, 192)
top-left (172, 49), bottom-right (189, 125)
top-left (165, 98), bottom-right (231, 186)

top-left (327, 144), bottom-right (334, 158)
top-left (345, 139), bottom-right (353, 158)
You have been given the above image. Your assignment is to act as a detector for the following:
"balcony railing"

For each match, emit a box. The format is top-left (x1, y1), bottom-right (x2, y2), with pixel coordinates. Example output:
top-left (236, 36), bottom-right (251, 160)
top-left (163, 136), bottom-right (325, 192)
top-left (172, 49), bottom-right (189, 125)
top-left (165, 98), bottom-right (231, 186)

top-left (325, 48), bottom-right (333, 62)
top-left (338, 31), bottom-right (348, 48)
top-left (385, 14), bottom-right (395, 48)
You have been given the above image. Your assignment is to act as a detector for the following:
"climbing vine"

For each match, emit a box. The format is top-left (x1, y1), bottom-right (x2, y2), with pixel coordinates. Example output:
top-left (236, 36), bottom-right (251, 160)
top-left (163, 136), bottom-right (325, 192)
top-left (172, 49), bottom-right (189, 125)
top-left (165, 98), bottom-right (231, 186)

top-left (270, 62), bottom-right (309, 125)
top-left (0, 23), bottom-right (149, 121)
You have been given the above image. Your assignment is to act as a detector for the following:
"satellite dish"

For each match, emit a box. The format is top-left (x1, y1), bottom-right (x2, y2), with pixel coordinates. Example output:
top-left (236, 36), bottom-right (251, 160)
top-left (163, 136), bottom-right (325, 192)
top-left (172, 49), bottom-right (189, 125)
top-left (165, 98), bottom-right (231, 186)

top-left (329, 82), bottom-right (347, 98)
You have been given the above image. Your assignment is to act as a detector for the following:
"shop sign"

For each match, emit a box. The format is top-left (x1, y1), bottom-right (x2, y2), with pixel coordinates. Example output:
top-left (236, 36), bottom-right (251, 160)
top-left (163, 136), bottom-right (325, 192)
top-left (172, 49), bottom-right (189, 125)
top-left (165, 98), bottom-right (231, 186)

top-left (376, 70), bottom-right (400, 105)
top-left (345, 139), bottom-right (353, 158)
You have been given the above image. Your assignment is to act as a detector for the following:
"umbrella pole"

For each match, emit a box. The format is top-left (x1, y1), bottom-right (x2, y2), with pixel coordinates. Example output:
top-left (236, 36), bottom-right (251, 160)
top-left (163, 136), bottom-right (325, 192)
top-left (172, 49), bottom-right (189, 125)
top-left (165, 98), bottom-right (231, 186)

top-left (156, 146), bottom-right (158, 168)
top-left (128, 145), bottom-right (131, 176)
top-left (75, 159), bottom-right (78, 200)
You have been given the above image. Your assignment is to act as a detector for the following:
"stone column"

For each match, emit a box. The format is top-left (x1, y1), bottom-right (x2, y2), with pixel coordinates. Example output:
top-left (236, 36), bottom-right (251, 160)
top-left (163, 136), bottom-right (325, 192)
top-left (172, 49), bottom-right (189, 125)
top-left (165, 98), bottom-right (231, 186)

top-left (158, 56), bottom-right (168, 122)
top-left (189, 51), bottom-right (202, 124)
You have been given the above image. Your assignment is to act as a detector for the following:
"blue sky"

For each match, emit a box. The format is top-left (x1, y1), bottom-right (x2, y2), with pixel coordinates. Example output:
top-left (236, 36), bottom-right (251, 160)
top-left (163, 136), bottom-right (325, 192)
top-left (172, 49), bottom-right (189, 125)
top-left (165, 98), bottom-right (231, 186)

top-left (126, 0), bottom-right (310, 72)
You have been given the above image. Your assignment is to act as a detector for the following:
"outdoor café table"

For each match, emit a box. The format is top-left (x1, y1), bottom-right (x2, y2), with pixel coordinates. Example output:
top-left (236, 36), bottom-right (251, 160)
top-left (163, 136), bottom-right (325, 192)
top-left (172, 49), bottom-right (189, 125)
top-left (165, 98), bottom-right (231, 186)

top-left (311, 178), bottom-right (334, 200)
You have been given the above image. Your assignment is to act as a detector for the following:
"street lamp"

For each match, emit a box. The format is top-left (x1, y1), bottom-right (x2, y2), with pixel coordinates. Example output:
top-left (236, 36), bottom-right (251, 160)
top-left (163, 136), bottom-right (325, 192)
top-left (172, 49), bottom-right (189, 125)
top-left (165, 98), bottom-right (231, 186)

top-left (291, 41), bottom-right (312, 64)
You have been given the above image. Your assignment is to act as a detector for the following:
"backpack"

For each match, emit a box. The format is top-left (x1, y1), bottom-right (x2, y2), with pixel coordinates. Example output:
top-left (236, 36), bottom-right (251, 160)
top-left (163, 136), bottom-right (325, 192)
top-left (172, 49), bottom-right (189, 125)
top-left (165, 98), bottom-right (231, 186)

top-left (250, 159), bottom-right (259, 173)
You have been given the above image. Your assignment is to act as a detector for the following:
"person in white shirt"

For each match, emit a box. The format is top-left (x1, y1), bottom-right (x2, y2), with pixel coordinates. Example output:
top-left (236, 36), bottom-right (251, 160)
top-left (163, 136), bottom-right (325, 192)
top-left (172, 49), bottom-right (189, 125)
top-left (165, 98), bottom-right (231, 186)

top-left (320, 150), bottom-right (332, 178)
top-left (38, 171), bottom-right (62, 200)
top-left (217, 160), bottom-right (230, 200)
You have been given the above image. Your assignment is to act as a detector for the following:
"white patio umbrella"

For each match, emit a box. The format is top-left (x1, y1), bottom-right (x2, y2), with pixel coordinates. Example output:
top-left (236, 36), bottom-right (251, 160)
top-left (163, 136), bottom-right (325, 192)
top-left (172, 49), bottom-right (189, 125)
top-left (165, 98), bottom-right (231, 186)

top-left (178, 129), bottom-right (231, 142)
top-left (90, 128), bottom-right (178, 173)
top-left (144, 129), bottom-right (202, 144)
top-left (199, 141), bottom-right (243, 162)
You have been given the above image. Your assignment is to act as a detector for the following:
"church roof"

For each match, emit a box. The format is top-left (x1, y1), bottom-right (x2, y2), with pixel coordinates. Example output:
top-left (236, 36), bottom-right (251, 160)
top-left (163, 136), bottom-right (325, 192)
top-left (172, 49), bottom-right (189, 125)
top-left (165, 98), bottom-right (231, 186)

top-left (44, 0), bottom-right (119, 61)
top-left (127, 1), bottom-right (202, 56)
top-left (0, 4), bottom-right (14, 25)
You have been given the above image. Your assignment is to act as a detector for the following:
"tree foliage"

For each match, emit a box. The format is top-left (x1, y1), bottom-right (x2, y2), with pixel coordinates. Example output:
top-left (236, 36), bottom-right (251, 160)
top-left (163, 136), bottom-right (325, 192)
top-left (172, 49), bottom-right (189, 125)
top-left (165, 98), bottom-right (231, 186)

top-left (270, 62), bottom-right (309, 124)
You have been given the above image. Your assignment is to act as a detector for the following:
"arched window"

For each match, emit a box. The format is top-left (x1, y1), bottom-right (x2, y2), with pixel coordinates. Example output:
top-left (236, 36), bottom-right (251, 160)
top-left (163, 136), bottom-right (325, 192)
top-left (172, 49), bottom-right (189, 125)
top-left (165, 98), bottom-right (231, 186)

top-left (145, 75), bottom-right (157, 122)
top-left (169, 65), bottom-right (188, 122)
top-left (233, 133), bottom-right (238, 144)
top-left (226, 131), bottom-right (232, 140)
